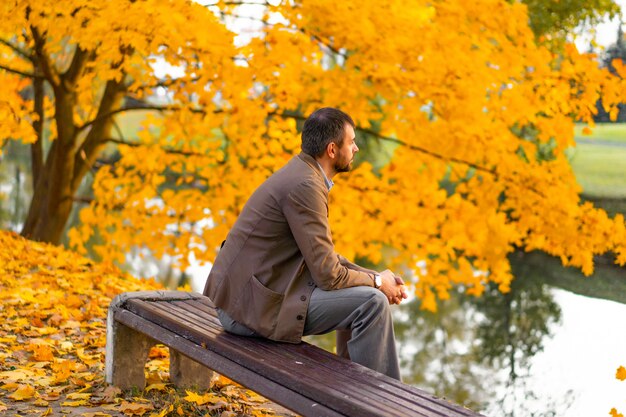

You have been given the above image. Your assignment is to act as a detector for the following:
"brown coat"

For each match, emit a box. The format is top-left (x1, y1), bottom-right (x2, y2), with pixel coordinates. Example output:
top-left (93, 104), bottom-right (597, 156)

top-left (204, 152), bottom-right (376, 343)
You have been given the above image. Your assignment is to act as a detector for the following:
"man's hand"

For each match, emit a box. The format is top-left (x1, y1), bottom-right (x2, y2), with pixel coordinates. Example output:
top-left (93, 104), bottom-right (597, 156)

top-left (378, 269), bottom-right (409, 305)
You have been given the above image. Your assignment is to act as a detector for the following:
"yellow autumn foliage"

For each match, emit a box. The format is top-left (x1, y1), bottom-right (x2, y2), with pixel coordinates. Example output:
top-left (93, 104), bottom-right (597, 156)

top-left (0, 231), bottom-right (276, 416)
top-left (0, 0), bottom-right (625, 312)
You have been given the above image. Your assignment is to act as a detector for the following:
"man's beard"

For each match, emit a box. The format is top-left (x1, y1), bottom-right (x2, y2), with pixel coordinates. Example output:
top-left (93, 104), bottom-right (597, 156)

top-left (334, 159), bottom-right (352, 173)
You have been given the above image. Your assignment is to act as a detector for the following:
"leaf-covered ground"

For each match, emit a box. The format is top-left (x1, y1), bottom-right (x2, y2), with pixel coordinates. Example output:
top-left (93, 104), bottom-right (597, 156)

top-left (0, 231), bottom-right (293, 417)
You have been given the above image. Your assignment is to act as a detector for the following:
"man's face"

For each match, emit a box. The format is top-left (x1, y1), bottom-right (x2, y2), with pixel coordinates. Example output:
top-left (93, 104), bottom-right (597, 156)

top-left (334, 124), bottom-right (359, 173)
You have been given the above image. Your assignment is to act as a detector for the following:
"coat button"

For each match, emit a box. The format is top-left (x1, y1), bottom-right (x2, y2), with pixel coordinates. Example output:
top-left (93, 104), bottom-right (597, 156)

top-left (296, 315), bottom-right (304, 320)
top-left (300, 295), bottom-right (306, 301)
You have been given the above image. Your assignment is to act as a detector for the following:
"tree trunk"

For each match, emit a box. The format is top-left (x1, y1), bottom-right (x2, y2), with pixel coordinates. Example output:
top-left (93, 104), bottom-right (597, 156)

top-left (21, 85), bottom-right (79, 244)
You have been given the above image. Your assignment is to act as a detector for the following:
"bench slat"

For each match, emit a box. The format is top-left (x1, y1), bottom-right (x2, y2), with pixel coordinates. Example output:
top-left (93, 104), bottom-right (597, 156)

top-left (177, 299), bottom-right (471, 414)
top-left (127, 299), bottom-right (409, 417)
top-left (168, 299), bottom-right (480, 417)
top-left (158, 301), bottom-right (429, 417)
top-left (168, 300), bottom-right (461, 416)
top-left (125, 298), bottom-right (479, 417)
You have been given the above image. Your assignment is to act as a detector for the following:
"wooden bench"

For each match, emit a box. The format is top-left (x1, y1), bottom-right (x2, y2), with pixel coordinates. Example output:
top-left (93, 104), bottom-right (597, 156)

top-left (105, 291), bottom-right (484, 417)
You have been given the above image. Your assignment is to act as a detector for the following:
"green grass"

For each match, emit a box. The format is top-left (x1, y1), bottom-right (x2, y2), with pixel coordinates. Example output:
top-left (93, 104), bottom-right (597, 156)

top-left (569, 123), bottom-right (626, 199)
top-left (574, 122), bottom-right (626, 144)
top-left (568, 142), bottom-right (626, 199)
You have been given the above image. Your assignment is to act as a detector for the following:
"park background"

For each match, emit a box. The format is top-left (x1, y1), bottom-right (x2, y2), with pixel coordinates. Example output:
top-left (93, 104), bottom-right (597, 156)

top-left (2, 0), bottom-right (626, 416)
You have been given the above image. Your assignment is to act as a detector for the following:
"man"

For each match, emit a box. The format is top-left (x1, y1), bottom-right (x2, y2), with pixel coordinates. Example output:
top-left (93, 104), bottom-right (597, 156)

top-left (204, 107), bottom-right (407, 379)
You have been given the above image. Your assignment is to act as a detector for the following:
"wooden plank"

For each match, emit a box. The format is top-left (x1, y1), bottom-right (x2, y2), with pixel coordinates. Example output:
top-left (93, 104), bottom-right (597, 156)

top-left (160, 301), bottom-right (427, 417)
top-left (167, 300), bottom-right (480, 417)
top-left (113, 309), bottom-right (344, 417)
top-left (129, 299), bottom-right (412, 417)
top-left (166, 301), bottom-right (443, 416)
top-left (121, 298), bottom-right (483, 417)
top-left (132, 303), bottom-right (449, 416)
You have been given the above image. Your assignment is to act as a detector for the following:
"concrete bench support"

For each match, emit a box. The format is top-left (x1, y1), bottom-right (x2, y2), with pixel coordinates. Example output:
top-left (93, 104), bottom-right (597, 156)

top-left (105, 291), bottom-right (213, 390)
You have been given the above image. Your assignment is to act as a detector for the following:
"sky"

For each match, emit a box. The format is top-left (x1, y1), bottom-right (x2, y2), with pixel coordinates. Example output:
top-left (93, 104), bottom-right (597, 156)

top-left (575, 0), bottom-right (625, 50)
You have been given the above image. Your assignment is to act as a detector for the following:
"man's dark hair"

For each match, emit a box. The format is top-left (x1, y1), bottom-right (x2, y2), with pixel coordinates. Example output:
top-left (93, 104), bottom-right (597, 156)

top-left (301, 107), bottom-right (355, 157)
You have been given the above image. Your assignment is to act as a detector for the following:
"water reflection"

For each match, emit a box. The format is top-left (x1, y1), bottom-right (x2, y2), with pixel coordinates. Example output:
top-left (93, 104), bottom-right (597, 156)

top-left (306, 258), bottom-right (566, 416)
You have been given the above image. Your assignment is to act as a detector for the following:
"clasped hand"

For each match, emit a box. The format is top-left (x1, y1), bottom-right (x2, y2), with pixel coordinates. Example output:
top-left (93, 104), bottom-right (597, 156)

top-left (377, 269), bottom-right (408, 305)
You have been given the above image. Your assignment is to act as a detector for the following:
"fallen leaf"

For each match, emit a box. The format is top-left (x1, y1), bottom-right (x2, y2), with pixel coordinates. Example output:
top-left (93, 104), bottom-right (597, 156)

top-left (220, 385), bottom-right (240, 398)
top-left (0, 369), bottom-right (34, 381)
top-left (34, 398), bottom-right (49, 407)
top-left (90, 386), bottom-right (121, 404)
top-left (119, 400), bottom-right (155, 416)
top-left (244, 390), bottom-right (268, 403)
top-left (8, 384), bottom-right (36, 400)
top-left (61, 399), bottom-right (89, 407)
top-left (66, 392), bottom-right (92, 400)
top-left (145, 383), bottom-right (168, 392)
top-left (149, 404), bottom-right (173, 417)
top-left (183, 390), bottom-right (222, 406)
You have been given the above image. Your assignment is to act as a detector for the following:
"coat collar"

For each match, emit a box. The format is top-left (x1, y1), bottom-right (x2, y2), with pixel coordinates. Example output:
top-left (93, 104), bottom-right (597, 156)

top-left (297, 152), bottom-right (332, 191)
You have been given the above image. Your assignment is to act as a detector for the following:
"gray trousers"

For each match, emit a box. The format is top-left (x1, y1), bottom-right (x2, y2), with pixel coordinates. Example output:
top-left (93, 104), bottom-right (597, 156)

top-left (217, 286), bottom-right (401, 380)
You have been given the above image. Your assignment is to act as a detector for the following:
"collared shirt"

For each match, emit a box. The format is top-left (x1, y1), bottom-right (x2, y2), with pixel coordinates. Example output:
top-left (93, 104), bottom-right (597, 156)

top-left (316, 161), bottom-right (334, 191)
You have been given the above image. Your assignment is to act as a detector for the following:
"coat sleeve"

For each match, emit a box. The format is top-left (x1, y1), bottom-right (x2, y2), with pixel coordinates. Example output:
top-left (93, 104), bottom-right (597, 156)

top-left (282, 180), bottom-right (374, 291)
top-left (337, 254), bottom-right (378, 275)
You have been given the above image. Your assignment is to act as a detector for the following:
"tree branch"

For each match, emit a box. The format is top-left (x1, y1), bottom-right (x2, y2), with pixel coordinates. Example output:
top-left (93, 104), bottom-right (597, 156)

top-left (76, 103), bottom-right (214, 133)
top-left (357, 126), bottom-right (495, 175)
top-left (0, 63), bottom-right (40, 78)
top-left (271, 110), bottom-right (495, 175)
top-left (63, 46), bottom-right (92, 86)
top-left (30, 25), bottom-right (60, 87)
top-left (73, 196), bottom-right (93, 205)
top-left (216, 8), bottom-right (348, 58)
top-left (0, 38), bottom-right (33, 62)
top-left (104, 138), bottom-right (220, 159)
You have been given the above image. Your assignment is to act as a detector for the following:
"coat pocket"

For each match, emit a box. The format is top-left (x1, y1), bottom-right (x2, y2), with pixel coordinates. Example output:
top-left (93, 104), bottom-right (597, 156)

top-left (238, 275), bottom-right (284, 336)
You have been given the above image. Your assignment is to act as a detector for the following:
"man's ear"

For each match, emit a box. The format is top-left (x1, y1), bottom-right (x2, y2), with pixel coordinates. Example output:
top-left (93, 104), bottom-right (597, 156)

top-left (326, 141), bottom-right (337, 159)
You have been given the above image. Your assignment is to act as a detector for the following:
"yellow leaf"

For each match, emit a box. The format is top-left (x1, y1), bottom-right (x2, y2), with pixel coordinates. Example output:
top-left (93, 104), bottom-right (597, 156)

top-left (1, 382), bottom-right (19, 390)
top-left (616, 366), bottom-right (626, 381)
top-left (244, 390), bottom-right (267, 403)
top-left (62, 399), bottom-right (89, 407)
top-left (0, 369), bottom-right (33, 381)
top-left (119, 400), bottom-right (155, 416)
top-left (31, 342), bottom-right (55, 361)
top-left (81, 413), bottom-right (113, 417)
top-left (149, 404), bottom-right (173, 417)
top-left (8, 384), bottom-right (36, 401)
top-left (67, 392), bottom-right (92, 400)
top-left (145, 383), bottom-right (168, 392)
top-left (34, 398), bottom-right (49, 407)
top-left (183, 390), bottom-right (221, 405)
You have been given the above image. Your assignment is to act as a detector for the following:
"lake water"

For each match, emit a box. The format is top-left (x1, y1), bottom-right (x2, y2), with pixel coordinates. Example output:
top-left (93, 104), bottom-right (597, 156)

top-left (517, 290), bottom-right (626, 417)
